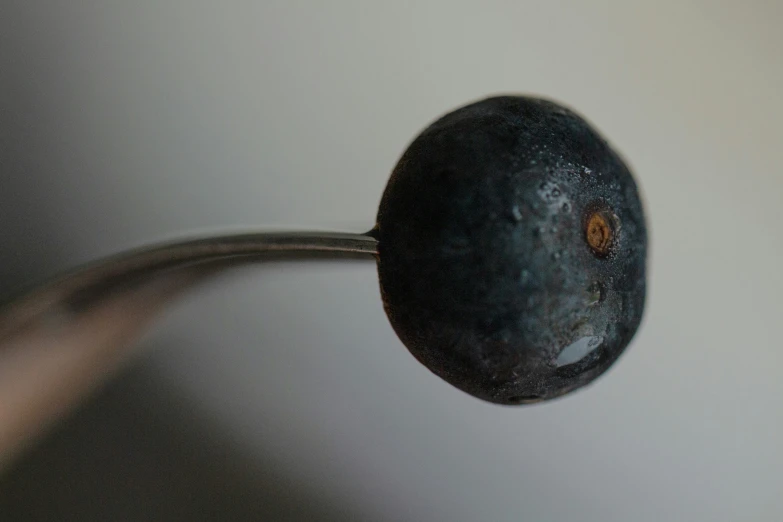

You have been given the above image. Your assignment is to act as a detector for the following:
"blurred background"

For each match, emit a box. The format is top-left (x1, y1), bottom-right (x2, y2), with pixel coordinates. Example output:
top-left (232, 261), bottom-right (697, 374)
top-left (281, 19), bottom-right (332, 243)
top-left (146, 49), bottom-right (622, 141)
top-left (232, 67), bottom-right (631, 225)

top-left (1, 1), bottom-right (782, 520)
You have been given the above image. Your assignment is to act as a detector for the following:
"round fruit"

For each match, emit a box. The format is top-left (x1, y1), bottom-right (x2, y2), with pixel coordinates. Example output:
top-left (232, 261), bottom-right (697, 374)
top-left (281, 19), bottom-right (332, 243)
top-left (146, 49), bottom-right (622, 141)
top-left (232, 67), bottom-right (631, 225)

top-left (375, 95), bottom-right (647, 405)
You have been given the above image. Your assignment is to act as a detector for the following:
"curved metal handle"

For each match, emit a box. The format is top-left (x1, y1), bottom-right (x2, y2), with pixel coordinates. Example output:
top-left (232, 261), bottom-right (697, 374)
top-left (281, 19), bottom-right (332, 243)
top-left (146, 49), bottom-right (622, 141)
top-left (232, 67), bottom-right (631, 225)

top-left (0, 231), bottom-right (378, 469)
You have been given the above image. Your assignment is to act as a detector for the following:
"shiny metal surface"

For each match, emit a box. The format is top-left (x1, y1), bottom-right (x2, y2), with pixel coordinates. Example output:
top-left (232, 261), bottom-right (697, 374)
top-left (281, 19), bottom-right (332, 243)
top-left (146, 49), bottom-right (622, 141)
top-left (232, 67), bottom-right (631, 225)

top-left (0, 231), bottom-right (377, 466)
top-left (0, 231), bottom-right (378, 339)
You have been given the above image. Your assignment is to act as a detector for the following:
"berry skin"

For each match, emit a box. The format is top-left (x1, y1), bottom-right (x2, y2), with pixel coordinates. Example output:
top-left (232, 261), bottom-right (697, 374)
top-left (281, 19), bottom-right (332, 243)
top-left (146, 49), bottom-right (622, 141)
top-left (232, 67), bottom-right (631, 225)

top-left (375, 95), bottom-right (647, 405)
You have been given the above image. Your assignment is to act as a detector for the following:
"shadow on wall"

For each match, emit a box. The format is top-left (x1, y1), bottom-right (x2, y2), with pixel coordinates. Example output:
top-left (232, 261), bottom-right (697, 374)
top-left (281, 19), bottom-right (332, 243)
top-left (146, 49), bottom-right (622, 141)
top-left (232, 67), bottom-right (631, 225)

top-left (0, 353), bottom-right (358, 522)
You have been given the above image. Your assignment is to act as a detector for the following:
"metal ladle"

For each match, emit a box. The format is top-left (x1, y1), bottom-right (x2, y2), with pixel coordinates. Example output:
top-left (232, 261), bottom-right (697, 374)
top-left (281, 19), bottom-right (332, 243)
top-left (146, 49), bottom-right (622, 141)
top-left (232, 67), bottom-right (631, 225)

top-left (0, 230), bottom-right (378, 467)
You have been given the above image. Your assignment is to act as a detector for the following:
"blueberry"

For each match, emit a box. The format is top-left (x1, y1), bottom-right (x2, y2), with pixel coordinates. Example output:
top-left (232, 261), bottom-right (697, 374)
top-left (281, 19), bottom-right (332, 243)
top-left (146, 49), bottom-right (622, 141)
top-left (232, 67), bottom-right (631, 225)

top-left (375, 96), bottom-right (647, 405)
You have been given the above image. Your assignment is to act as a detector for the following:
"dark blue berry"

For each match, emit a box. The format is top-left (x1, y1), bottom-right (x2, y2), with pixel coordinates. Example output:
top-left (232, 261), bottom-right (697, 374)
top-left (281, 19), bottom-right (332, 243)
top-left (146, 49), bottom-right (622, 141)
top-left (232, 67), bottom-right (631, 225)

top-left (376, 96), bottom-right (647, 405)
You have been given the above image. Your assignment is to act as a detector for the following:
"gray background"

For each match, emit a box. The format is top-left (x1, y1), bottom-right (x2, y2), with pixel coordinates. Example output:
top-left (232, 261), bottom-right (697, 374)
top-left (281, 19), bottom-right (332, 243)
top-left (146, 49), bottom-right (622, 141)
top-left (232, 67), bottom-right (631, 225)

top-left (1, 1), bottom-right (782, 520)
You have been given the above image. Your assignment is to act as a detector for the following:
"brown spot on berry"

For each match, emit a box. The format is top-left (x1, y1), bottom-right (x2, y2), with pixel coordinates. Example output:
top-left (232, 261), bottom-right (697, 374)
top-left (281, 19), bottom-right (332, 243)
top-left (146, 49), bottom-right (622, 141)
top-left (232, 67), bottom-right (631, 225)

top-left (586, 211), bottom-right (616, 256)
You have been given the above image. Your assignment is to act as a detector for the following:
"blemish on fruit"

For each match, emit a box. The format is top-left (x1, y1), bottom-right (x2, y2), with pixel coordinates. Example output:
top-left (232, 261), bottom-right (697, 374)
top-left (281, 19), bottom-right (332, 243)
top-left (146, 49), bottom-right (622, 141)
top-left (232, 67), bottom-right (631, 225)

top-left (586, 210), bottom-right (616, 256)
